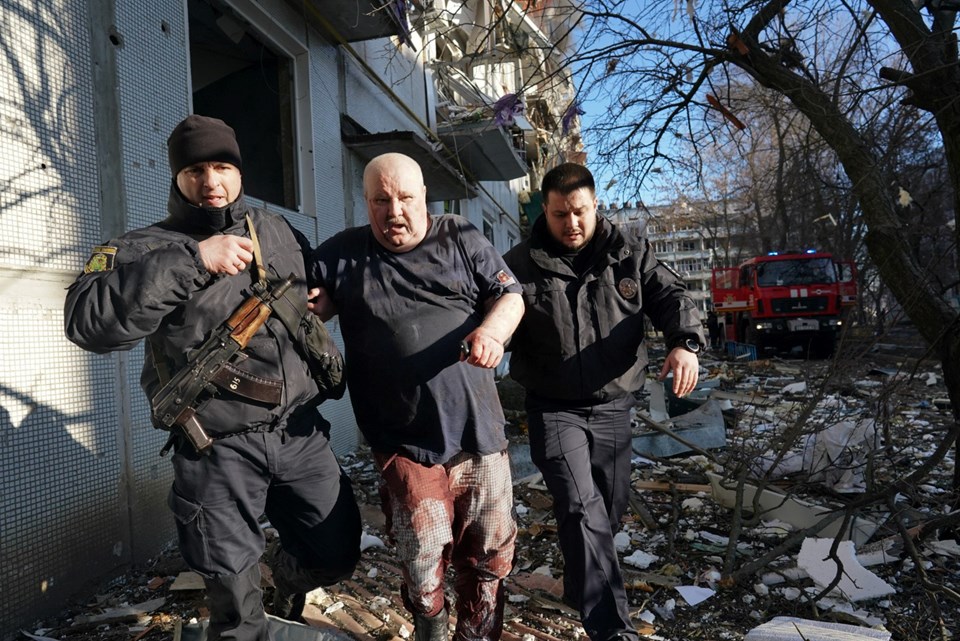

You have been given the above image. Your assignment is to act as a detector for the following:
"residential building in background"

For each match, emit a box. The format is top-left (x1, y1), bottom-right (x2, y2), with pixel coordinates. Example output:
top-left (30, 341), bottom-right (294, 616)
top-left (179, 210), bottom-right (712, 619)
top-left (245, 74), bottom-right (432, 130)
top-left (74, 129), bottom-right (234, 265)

top-left (0, 0), bottom-right (580, 632)
top-left (598, 200), bottom-right (740, 318)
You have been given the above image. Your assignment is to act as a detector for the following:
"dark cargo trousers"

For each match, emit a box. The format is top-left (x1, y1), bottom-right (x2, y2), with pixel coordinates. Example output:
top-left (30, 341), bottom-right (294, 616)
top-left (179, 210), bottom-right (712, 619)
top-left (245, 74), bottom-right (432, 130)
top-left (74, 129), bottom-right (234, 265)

top-left (526, 394), bottom-right (639, 641)
top-left (169, 414), bottom-right (362, 641)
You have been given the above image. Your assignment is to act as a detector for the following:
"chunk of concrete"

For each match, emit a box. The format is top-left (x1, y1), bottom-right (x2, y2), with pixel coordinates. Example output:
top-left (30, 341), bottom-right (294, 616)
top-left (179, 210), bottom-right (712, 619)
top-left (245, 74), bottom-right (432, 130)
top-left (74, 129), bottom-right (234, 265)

top-left (797, 538), bottom-right (895, 602)
top-left (706, 472), bottom-right (877, 546)
top-left (744, 616), bottom-right (891, 640)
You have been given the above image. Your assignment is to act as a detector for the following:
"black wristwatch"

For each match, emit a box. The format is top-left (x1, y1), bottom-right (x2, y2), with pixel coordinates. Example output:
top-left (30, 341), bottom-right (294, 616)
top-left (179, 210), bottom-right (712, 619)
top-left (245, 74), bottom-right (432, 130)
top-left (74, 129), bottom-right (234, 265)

top-left (671, 337), bottom-right (702, 354)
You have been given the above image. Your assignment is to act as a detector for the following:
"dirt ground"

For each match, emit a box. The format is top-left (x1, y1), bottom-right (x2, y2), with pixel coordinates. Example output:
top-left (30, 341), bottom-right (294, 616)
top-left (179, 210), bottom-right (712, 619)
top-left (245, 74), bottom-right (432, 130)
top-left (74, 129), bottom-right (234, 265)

top-left (19, 329), bottom-right (960, 641)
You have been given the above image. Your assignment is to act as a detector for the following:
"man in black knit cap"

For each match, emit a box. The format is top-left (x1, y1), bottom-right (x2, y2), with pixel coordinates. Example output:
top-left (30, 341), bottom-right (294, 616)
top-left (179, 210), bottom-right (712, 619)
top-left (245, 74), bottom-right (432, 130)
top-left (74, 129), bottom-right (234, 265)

top-left (65, 114), bottom-right (361, 639)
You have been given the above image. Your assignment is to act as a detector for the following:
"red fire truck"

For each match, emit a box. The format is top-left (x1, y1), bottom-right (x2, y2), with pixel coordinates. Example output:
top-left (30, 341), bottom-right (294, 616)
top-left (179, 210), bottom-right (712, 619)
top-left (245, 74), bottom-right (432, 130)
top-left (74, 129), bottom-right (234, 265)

top-left (710, 250), bottom-right (857, 357)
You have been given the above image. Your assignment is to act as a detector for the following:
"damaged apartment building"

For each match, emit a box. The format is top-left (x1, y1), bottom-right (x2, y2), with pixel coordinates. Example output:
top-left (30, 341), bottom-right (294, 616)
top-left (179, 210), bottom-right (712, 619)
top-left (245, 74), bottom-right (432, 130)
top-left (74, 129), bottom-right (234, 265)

top-left (0, 0), bottom-right (583, 632)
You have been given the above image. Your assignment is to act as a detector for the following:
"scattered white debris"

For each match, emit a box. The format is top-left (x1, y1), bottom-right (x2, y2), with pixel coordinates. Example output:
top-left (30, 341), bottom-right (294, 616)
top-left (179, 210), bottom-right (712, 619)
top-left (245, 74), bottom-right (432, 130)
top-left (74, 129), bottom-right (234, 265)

top-left (699, 568), bottom-right (722, 586)
top-left (781, 382), bottom-right (807, 395)
top-left (754, 583), bottom-right (769, 596)
top-left (360, 532), bottom-right (386, 551)
top-left (367, 567), bottom-right (378, 579)
top-left (682, 497), bottom-right (704, 511)
top-left (778, 587), bottom-right (802, 601)
top-left (653, 598), bottom-right (676, 621)
top-left (676, 585), bottom-right (715, 606)
top-left (306, 587), bottom-right (328, 607)
top-left (806, 418), bottom-right (878, 493)
top-left (508, 594), bottom-right (530, 603)
top-left (614, 531), bottom-right (632, 552)
top-left (924, 372), bottom-right (937, 386)
top-left (515, 503), bottom-right (529, 516)
top-left (754, 520), bottom-right (793, 537)
top-left (699, 531), bottom-right (729, 546)
top-left (797, 538), bottom-right (895, 602)
top-left (639, 610), bottom-right (656, 624)
top-left (624, 550), bottom-right (660, 569)
top-left (925, 539), bottom-right (960, 557)
top-left (816, 597), bottom-right (887, 627)
top-left (323, 601), bottom-right (344, 615)
top-left (532, 565), bottom-right (553, 576)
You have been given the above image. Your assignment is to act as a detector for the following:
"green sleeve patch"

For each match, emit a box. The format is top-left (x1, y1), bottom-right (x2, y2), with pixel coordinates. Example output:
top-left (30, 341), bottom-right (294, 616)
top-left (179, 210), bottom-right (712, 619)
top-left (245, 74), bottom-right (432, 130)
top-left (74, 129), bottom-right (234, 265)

top-left (83, 246), bottom-right (117, 273)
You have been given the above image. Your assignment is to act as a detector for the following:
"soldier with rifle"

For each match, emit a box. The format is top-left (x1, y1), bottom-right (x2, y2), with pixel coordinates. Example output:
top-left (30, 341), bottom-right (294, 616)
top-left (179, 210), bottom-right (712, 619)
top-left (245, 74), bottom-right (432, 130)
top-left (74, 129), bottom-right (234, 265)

top-left (64, 115), bottom-right (361, 640)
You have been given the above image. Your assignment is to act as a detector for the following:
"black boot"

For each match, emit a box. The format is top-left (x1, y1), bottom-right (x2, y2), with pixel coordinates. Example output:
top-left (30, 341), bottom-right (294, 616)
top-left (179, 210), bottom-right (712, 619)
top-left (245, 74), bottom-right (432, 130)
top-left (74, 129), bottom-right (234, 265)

top-left (263, 539), bottom-right (306, 622)
top-left (270, 589), bottom-right (306, 622)
top-left (414, 609), bottom-right (449, 641)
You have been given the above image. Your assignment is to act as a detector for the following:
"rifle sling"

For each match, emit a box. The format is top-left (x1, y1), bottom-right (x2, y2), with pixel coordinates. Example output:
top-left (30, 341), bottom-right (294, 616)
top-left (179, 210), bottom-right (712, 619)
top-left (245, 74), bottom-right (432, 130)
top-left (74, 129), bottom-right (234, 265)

top-left (244, 215), bottom-right (312, 349)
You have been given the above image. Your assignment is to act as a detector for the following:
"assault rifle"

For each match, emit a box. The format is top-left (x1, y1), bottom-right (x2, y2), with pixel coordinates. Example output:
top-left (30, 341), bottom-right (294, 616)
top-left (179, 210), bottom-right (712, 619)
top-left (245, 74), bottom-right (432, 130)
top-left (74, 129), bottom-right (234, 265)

top-left (152, 275), bottom-right (294, 455)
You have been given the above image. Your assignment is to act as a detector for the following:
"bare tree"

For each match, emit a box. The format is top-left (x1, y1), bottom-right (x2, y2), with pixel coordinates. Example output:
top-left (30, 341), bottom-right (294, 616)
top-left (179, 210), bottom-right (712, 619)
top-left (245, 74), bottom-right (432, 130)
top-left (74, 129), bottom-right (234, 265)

top-left (575, 0), bottom-right (959, 486)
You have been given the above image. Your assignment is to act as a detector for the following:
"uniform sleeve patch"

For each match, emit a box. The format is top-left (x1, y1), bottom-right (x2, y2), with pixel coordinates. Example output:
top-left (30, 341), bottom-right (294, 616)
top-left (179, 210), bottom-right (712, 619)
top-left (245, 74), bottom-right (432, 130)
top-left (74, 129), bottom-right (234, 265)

top-left (83, 246), bottom-right (117, 274)
top-left (495, 270), bottom-right (516, 287)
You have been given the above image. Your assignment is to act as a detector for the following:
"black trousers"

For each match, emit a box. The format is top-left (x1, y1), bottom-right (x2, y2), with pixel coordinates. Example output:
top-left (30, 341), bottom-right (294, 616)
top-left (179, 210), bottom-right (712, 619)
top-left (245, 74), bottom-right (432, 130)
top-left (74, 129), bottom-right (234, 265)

top-left (169, 413), bottom-right (361, 641)
top-left (526, 394), bottom-right (638, 641)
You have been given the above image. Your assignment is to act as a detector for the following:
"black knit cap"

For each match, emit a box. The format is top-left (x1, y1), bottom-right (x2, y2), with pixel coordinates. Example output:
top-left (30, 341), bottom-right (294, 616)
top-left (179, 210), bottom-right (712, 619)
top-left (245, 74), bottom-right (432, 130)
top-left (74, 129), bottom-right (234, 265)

top-left (167, 114), bottom-right (242, 177)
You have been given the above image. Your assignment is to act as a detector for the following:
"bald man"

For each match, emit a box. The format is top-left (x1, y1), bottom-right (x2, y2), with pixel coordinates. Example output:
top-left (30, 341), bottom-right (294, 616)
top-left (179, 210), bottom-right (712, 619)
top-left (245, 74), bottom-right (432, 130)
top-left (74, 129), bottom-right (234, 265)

top-left (309, 153), bottom-right (524, 641)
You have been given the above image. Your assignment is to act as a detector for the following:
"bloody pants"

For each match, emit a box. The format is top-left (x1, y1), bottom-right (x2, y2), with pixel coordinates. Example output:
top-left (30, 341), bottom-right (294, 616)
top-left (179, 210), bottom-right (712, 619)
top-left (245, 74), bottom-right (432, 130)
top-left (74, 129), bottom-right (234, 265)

top-left (526, 394), bottom-right (639, 641)
top-left (375, 450), bottom-right (517, 641)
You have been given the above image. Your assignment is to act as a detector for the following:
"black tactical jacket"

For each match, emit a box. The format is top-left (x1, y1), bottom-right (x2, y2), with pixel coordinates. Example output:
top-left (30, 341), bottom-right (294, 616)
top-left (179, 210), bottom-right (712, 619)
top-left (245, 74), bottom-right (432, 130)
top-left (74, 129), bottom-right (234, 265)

top-left (503, 215), bottom-right (704, 402)
top-left (65, 184), bottom-right (328, 436)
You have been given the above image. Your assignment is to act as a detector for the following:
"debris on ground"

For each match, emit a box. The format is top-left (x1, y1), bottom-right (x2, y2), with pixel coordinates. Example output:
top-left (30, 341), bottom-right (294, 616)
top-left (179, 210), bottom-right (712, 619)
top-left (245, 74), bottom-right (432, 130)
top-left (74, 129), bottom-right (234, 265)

top-left (20, 330), bottom-right (959, 641)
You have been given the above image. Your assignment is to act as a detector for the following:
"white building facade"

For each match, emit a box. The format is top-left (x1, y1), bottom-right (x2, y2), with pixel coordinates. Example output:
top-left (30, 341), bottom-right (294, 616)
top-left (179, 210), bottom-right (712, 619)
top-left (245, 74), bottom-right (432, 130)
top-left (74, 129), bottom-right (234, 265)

top-left (0, 0), bottom-right (578, 631)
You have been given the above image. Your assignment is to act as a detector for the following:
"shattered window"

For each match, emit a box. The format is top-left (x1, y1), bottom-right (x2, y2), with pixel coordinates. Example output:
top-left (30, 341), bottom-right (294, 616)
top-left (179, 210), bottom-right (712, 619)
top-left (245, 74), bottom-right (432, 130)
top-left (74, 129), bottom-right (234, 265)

top-left (187, 0), bottom-right (298, 210)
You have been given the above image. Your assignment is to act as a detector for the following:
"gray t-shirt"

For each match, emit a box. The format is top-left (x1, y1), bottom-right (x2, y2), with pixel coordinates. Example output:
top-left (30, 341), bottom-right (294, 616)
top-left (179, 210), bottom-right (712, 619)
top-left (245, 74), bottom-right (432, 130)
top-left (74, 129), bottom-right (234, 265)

top-left (312, 215), bottom-right (520, 464)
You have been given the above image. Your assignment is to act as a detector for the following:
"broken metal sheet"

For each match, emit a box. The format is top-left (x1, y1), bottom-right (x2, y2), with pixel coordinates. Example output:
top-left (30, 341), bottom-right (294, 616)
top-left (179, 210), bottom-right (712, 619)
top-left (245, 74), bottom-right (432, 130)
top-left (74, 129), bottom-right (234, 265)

top-left (633, 400), bottom-right (727, 458)
top-left (709, 389), bottom-right (780, 406)
top-left (706, 471), bottom-right (878, 546)
top-left (796, 538), bottom-right (895, 602)
top-left (744, 616), bottom-right (891, 640)
top-left (74, 596), bottom-right (166, 624)
top-left (20, 632), bottom-right (59, 641)
top-left (181, 614), bottom-right (354, 641)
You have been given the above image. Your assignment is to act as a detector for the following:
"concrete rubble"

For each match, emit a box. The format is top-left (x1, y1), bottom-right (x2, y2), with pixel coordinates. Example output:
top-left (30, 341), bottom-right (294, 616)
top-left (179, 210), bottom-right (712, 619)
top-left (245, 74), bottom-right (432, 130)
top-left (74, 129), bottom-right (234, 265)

top-left (22, 334), bottom-right (959, 641)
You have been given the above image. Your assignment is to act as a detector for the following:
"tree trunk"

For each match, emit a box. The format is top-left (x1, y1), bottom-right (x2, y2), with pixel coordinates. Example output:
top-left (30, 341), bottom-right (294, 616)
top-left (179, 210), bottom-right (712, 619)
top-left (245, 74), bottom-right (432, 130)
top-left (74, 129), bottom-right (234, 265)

top-left (730, 10), bottom-right (960, 485)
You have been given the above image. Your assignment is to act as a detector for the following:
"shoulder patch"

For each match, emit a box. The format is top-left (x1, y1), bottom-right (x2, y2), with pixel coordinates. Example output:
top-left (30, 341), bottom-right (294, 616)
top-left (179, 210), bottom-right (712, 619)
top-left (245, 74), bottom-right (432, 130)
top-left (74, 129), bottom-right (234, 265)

top-left (495, 270), bottom-right (516, 286)
top-left (83, 246), bottom-right (117, 274)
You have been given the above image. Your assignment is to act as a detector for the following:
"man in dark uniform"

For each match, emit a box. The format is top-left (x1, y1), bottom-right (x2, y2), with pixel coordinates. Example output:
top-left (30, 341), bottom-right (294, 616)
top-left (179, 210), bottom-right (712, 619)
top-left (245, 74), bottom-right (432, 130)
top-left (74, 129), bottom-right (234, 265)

top-left (707, 308), bottom-right (721, 350)
top-left (308, 152), bottom-right (524, 641)
top-left (503, 163), bottom-right (704, 641)
top-left (64, 115), bottom-right (361, 640)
